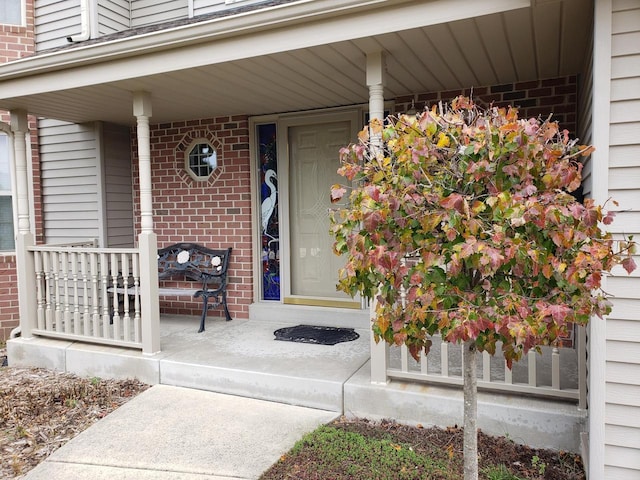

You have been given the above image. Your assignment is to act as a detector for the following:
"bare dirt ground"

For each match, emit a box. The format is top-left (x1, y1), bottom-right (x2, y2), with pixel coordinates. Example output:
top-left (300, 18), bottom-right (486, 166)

top-left (0, 346), bottom-right (149, 479)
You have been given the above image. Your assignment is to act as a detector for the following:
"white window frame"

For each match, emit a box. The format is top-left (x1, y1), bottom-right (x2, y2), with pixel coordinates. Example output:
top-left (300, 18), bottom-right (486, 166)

top-left (0, 126), bottom-right (15, 252)
top-left (0, 0), bottom-right (25, 27)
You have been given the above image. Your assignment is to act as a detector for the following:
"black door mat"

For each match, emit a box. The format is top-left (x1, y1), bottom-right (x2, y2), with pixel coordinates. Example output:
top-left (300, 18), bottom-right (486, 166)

top-left (274, 325), bottom-right (360, 345)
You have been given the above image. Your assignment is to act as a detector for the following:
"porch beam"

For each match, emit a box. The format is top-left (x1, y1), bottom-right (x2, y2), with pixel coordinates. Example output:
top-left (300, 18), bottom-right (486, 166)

top-left (10, 109), bottom-right (37, 338)
top-left (133, 92), bottom-right (160, 354)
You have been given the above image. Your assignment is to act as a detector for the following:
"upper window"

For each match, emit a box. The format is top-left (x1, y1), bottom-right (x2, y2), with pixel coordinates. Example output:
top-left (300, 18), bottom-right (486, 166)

top-left (185, 140), bottom-right (217, 181)
top-left (0, 133), bottom-right (15, 251)
top-left (0, 0), bottom-right (23, 26)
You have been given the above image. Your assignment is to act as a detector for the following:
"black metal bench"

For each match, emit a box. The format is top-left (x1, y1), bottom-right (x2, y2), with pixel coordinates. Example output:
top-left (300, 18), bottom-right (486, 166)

top-left (156, 243), bottom-right (232, 332)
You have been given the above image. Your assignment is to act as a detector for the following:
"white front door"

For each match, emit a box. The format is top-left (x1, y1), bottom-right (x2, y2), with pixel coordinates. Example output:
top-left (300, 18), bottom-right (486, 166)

top-left (286, 119), bottom-right (359, 308)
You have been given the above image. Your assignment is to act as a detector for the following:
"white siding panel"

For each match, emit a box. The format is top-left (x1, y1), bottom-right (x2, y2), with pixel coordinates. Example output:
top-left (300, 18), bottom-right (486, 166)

top-left (611, 99), bottom-right (640, 123)
top-left (611, 77), bottom-right (640, 101)
top-left (34, 0), bottom-right (82, 52)
top-left (612, 8), bottom-right (640, 34)
top-left (607, 276), bottom-right (640, 299)
top-left (130, 0), bottom-right (188, 27)
top-left (605, 361), bottom-right (640, 384)
top-left (102, 123), bottom-right (134, 248)
top-left (610, 299), bottom-right (640, 321)
top-left (606, 341), bottom-right (640, 364)
top-left (605, 446), bottom-right (640, 474)
top-left (611, 54), bottom-right (640, 79)
top-left (38, 119), bottom-right (100, 243)
top-left (606, 382), bottom-right (640, 407)
top-left (607, 319), bottom-right (640, 342)
top-left (607, 404), bottom-right (640, 428)
top-left (604, 465), bottom-right (640, 480)
top-left (610, 145), bottom-right (640, 168)
top-left (609, 166), bottom-right (640, 188)
top-left (606, 425), bottom-right (640, 449)
top-left (98, 0), bottom-right (130, 35)
top-left (193, 0), bottom-right (226, 16)
top-left (610, 122), bottom-right (640, 146)
top-left (612, 32), bottom-right (640, 56)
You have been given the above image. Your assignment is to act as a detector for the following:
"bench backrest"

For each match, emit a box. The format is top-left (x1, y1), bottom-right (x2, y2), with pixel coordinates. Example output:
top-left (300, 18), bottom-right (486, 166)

top-left (157, 243), bottom-right (231, 287)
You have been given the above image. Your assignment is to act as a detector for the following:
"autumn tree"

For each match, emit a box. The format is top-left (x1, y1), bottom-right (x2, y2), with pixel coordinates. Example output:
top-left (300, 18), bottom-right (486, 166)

top-left (330, 97), bottom-right (636, 480)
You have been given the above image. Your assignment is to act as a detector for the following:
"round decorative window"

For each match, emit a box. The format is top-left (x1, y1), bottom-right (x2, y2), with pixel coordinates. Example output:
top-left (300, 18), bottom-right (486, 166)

top-left (186, 141), bottom-right (217, 180)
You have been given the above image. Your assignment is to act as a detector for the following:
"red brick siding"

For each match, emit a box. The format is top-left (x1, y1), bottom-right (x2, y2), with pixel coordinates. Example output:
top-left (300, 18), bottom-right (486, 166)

top-left (0, 0), bottom-right (37, 340)
top-left (131, 116), bottom-right (253, 320)
top-left (395, 75), bottom-right (578, 135)
top-left (0, 254), bottom-right (19, 341)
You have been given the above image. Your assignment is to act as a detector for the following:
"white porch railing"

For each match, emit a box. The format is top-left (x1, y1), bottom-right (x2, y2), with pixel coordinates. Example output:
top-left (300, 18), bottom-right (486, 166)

top-left (27, 243), bottom-right (144, 349)
top-left (382, 327), bottom-right (586, 407)
top-left (370, 256), bottom-right (587, 408)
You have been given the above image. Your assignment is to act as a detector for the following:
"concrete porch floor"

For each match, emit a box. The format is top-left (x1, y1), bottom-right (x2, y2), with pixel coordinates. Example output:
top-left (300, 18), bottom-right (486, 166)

top-left (7, 314), bottom-right (586, 452)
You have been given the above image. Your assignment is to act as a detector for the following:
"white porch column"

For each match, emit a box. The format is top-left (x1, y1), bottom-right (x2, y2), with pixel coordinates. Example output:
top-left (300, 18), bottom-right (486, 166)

top-left (366, 52), bottom-right (389, 385)
top-left (10, 110), bottom-right (37, 338)
top-left (133, 92), bottom-right (160, 354)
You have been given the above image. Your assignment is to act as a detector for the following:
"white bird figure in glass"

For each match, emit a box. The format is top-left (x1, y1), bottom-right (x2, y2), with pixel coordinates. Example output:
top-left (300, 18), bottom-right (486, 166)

top-left (202, 149), bottom-right (217, 169)
top-left (261, 169), bottom-right (277, 234)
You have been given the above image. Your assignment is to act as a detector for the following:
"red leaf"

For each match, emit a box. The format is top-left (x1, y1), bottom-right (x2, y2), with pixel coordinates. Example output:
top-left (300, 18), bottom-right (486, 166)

top-left (440, 193), bottom-right (465, 214)
top-left (622, 257), bottom-right (637, 274)
top-left (602, 211), bottom-right (616, 225)
top-left (331, 185), bottom-right (346, 203)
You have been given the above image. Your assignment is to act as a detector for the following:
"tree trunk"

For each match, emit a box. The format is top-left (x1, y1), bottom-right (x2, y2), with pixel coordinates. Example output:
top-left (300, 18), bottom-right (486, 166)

top-left (463, 339), bottom-right (478, 480)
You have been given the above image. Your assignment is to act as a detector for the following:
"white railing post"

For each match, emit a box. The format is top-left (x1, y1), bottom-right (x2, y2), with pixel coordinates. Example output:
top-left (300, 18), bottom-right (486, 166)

top-left (138, 232), bottom-right (160, 354)
top-left (367, 51), bottom-right (389, 385)
top-left (134, 91), bottom-right (160, 354)
top-left (11, 110), bottom-right (37, 339)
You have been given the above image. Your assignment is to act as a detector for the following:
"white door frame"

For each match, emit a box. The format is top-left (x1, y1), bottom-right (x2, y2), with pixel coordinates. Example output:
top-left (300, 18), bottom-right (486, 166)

top-left (249, 107), bottom-right (362, 307)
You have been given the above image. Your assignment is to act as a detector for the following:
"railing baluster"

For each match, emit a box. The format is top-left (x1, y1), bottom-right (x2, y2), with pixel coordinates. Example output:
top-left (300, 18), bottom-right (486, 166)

top-left (52, 251), bottom-right (62, 332)
top-left (121, 253), bottom-right (131, 341)
top-left (44, 252), bottom-right (53, 331)
top-left (61, 251), bottom-right (71, 334)
top-left (441, 340), bottom-right (449, 377)
top-left (91, 253), bottom-right (100, 337)
top-left (482, 351), bottom-right (491, 382)
top-left (551, 346), bottom-right (560, 390)
top-left (110, 253), bottom-right (121, 339)
top-left (81, 252), bottom-right (90, 336)
top-left (71, 252), bottom-right (80, 335)
top-left (100, 253), bottom-right (110, 339)
top-left (528, 350), bottom-right (537, 387)
top-left (132, 253), bottom-right (141, 343)
top-left (504, 360), bottom-right (513, 384)
top-left (401, 344), bottom-right (409, 372)
top-left (34, 251), bottom-right (45, 330)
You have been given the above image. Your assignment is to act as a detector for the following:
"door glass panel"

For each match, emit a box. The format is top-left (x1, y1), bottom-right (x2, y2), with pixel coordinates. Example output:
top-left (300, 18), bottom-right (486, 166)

top-left (257, 123), bottom-right (280, 300)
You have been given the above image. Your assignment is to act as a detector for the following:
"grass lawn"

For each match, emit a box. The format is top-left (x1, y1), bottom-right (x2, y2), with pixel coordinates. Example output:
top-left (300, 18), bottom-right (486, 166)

top-left (259, 417), bottom-right (585, 480)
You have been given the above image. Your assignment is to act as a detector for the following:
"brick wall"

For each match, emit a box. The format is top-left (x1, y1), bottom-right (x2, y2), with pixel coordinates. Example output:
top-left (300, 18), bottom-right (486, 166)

top-left (132, 116), bottom-right (253, 320)
top-left (0, 0), bottom-right (38, 342)
top-left (127, 77), bottom-right (577, 325)
top-left (395, 75), bottom-right (578, 135)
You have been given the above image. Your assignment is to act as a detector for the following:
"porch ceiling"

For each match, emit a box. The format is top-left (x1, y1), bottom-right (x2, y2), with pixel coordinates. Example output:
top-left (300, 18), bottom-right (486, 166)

top-left (0, 0), bottom-right (592, 126)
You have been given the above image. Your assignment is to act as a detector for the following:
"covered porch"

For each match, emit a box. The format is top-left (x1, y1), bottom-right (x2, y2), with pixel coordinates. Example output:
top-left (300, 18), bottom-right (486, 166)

top-left (2, 0), bottom-right (593, 455)
top-left (8, 311), bottom-right (586, 452)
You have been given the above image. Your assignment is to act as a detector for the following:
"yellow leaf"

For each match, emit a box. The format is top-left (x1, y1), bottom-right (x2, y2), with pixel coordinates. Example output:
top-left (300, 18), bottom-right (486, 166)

top-left (437, 132), bottom-right (450, 148)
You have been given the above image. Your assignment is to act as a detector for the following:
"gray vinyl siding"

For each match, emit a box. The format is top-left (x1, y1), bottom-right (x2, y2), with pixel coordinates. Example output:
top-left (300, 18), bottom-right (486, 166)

top-left (97, 0), bottom-right (130, 35)
top-left (102, 123), bottom-right (134, 248)
top-left (130, 0), bottom-right (188, 28)
top-left (38, 119), bottom-right (101, 244)
top-left (577, 28), bottom-right (593, 200)
top-left (605, 0), bottom-right (640, 478)
top-left (34, 0), bottom-right (80, 52)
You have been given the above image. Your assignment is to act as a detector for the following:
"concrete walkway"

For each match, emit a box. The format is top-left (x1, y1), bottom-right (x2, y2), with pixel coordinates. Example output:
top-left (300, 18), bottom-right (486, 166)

top-left (22, 385), bottom-right (339, 479)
